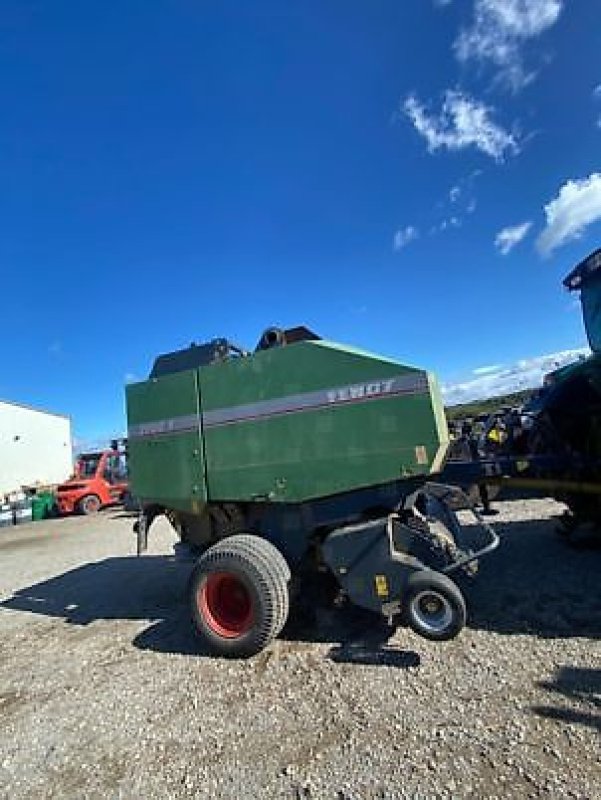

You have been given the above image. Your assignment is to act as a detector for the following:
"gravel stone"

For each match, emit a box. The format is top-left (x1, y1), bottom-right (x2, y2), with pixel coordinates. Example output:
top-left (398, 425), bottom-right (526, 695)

top-left (0, 498), bottom-right (599, 799)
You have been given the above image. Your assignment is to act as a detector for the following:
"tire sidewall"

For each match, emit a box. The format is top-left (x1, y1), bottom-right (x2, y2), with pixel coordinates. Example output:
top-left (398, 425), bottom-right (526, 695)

top-left (404, 572), bottom-right (466, 642)
top-left (189, 555), bottom-right (273, 657)
top-left (79, 495), bottom-right (101, 515)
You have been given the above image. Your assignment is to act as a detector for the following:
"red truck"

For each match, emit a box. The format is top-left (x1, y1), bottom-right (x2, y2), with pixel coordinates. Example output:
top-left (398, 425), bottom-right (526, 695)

top-left (56, 447), bottom-right (129, 515)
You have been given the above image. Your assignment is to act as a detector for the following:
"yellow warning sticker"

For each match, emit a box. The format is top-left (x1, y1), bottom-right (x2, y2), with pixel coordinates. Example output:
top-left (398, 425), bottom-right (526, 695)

top-left (374, 575), bottom-right (389, 598)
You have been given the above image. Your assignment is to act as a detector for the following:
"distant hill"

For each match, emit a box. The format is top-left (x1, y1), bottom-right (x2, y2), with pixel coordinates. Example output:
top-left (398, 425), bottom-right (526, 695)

top-left (445, 389), bottom-right (535, 422)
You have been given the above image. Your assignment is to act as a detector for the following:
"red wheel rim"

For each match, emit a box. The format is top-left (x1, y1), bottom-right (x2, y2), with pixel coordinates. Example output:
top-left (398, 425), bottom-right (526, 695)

top-left (198, 572), bottom-right (254, 638)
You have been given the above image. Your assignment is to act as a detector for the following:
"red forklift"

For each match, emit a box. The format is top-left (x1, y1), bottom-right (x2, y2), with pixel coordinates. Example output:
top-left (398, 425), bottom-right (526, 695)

top-left (56, 439), bottom-right (129, 515)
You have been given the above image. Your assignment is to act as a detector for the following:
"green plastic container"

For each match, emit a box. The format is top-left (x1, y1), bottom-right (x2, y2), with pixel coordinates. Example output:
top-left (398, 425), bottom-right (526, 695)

top-left (31, 492), bottom-right (56, 522)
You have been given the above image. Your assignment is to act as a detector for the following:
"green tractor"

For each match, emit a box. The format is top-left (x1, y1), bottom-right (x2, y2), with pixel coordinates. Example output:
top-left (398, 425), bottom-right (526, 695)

top-left (527, 247), bottom-right (601, 533)
top-left (126, 326), bottom-right (497, 657)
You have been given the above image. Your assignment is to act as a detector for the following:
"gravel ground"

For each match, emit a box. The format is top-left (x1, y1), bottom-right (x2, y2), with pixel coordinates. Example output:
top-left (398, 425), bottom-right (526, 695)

top-left (0, 498), bottom-right (599, 800)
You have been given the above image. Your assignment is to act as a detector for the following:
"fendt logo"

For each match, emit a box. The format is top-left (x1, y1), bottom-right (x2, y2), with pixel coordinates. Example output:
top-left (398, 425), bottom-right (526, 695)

top-left (326, 379), bottom-right (396, 404)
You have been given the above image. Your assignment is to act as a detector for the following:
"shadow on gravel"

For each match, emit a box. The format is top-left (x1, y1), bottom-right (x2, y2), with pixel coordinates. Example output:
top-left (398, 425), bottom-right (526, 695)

top-left (327, 642), bottom-right (421, 669)
top-left (0, 555), bottom-right (193, 626)
top-left (463, 516), bottom-right (601, 639)
top-left (2, 512), bottom-right (600, 659)
top-left (281, 600), bottom-right (421, 668)
top-left (532, 666), bottom-right (601, 732)
top-left (0, 555), bottom-right (420, 666)
top-left (133, 583), bottom-right (422, 667)
top-left (134, 605), bottom-right (422, 668)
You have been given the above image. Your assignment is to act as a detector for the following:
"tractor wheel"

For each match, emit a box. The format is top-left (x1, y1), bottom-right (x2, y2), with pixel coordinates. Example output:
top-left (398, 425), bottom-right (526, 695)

top-left (189, 534), bottom-right (290, 658)
top-left (403, 570), bottom-right (466, 642)
top-left (78, 494), bottom-right (101, 515)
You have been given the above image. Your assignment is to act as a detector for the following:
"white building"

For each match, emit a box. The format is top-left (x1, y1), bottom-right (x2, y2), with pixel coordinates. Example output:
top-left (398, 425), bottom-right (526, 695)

top-left (0, 400), bottom-right (73, 495)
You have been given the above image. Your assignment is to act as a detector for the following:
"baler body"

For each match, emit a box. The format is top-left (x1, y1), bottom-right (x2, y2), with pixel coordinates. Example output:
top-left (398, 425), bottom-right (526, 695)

top-left (126, 339), bottom-right (449, 514)
top-left (125, 331), bottom-right (499, 657)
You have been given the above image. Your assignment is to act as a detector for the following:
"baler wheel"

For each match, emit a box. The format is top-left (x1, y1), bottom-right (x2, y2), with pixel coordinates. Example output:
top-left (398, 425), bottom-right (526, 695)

top-left (403, 570), bottom-right (466, 642)
top-left (228, 536), bottom-right (291, 634)
top-left (189, 534), bottom-right (290, 658)
top-left (78, 494), bottom-right (101, 515)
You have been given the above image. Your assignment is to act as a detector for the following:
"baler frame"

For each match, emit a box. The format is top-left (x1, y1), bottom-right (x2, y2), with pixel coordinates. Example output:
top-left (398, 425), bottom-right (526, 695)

top-left (127, 326), bottom-right (500, 657)
top-left (134, 477), bottom-right (499, 653)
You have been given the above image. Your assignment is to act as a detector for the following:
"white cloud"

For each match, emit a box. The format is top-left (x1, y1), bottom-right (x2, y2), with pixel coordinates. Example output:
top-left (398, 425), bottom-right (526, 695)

top-left (393, 225), bottom-right (419, 251)
top-left (537, 173), bottom-right (601, 256)
top-left (473, 364), bottom-right (503, 375)
top-left (431, 217), bottom-right (462, 235)
top-left (404, 90), bottom-right (519, 161)
top-left (433, 174), bottom-right (479, 235)
top-left (440, 216), bottom-right (461, 231)
top-left (495, 221), bottom-right (533, 254)
top-left (455, 0), bottom-right (563, 91)
top-left (443, 347), bottom-right (589, 405)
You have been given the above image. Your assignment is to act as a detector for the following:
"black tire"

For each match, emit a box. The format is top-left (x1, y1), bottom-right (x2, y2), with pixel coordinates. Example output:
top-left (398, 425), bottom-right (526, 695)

top-left (403, 570), bottom-right (466, 642)
top-left (189, 534), bottom-right (290, 658)
top-left (78, 494), bottom-right (101, 515)
top-left (226, 536), bottom-right (291, 635)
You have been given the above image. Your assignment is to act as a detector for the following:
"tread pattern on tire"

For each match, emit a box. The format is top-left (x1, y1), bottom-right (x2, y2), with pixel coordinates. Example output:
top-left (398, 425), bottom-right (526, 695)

top-left (191, 534), bottom-right (290, 656)
top-left (224, 535), bottom-right (290, 635)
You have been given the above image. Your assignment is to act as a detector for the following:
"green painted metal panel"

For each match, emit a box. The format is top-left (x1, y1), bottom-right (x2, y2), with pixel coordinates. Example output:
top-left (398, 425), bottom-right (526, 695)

top-left (199, 341), bottom-right (448, 502)
top-left (126, 339), bottom-right (450, 507)
top-left (126, 372), bottom-right (206, 512)
top-left (199, 341), bottom-right (419, 410)
top-left (127, 371), bottom-right (200, 424)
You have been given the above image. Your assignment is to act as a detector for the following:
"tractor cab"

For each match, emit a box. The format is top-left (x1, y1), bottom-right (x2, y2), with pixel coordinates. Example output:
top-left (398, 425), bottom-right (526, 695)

top-left (525, 248), bottom-right (601, 469)
top-left (532, 248), bottom-right (600, 395)
top-left (75, 452), bottom-right (104, 479)
top-left (564, 247), bottom-right (601, 354)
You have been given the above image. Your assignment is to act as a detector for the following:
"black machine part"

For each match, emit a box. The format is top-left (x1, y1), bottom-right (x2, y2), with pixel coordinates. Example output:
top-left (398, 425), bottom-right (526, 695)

top-left (562, 247), bottom-right (601, 290)
top-left (149, 338), bottom-right (248, 378)
top-left (149, 326), bottom-right (322, 377)
top-left (321, 483), bottom-right (498, 636)
top-left (255, 325), bottom-right (321, 352)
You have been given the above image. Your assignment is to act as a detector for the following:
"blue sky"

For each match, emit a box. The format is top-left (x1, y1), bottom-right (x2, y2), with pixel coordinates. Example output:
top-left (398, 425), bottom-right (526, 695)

top-left (1, 0), bottom-right (600, 442)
